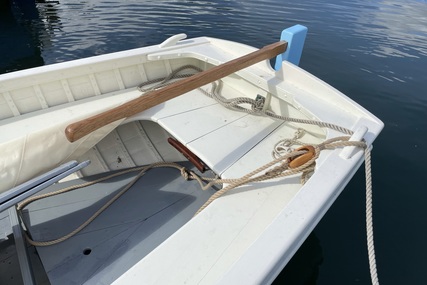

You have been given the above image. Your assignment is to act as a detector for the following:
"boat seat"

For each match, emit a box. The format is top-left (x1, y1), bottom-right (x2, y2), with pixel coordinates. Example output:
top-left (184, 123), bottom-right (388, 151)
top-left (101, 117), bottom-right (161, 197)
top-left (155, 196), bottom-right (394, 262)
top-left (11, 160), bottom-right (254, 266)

top-left (123, 86), bottom-right (286, 177)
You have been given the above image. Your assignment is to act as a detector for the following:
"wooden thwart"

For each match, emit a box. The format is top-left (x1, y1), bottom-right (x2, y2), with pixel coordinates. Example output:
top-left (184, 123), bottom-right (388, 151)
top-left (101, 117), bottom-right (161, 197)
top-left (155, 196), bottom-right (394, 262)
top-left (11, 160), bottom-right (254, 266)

top-left (65, 41), bottom-right (287, 142)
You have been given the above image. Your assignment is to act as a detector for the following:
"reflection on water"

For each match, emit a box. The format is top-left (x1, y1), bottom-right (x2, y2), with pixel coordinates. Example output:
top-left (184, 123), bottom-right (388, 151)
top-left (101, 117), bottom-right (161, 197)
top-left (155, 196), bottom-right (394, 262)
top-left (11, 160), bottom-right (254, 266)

top-left (355, 1), bottom-right (427, 58)
top-left (3, 0), bottom-right (427, 68)
top-left (273, 233), bottom-right (323, 285)
top-left (0, 0), bottom-right (61, 73)
top-left (1, 0), bottom-right (427, 284)
top-left (0, 1), bottom-right (43, 72)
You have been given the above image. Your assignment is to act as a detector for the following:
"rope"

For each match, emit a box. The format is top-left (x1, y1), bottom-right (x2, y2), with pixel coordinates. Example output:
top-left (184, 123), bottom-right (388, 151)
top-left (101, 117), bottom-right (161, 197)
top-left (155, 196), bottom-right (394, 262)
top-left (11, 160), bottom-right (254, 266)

top-left (365, 147), bottom-right (380, 285)
top-left (322, 138), bottom-right (379, 285)
top-left (137, 64), bottom-right (203, 92)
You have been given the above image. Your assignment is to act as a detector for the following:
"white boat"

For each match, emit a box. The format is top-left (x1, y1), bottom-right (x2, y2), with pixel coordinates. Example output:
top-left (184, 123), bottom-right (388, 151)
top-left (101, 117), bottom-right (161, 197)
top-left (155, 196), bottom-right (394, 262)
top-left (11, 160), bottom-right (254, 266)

top-left (0, 25), bottom-right (383, 284)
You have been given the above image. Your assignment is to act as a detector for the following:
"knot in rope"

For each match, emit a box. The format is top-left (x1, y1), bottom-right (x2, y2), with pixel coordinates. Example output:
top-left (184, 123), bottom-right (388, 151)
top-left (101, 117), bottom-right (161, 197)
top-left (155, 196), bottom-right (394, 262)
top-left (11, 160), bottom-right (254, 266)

top-left (180, 167), bottom-right (191, 180)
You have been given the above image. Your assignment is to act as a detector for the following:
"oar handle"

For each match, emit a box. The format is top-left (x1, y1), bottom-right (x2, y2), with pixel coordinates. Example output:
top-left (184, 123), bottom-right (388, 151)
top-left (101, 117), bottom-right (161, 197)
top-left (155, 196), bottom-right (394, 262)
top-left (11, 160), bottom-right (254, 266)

top-left (65, 41), bottom-right (287, 142)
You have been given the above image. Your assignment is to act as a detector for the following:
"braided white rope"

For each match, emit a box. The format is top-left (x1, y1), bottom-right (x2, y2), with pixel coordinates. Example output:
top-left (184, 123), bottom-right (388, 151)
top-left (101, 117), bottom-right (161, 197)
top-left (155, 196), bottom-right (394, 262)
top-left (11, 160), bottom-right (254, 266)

top-left (365, 147), bottom-right (379, 285)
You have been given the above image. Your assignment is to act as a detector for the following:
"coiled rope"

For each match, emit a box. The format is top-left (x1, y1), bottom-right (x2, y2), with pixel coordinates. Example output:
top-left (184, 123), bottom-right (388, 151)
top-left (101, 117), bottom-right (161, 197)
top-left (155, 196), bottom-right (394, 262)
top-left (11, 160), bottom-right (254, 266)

top-left (19, 65), bottom-right (379, 285)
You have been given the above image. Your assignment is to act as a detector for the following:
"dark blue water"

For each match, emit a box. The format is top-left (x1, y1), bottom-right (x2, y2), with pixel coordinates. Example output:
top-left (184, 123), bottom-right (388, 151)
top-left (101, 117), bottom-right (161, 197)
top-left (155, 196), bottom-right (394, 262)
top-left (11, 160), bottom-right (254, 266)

top-left (2, 0), bottom-right (427, 284)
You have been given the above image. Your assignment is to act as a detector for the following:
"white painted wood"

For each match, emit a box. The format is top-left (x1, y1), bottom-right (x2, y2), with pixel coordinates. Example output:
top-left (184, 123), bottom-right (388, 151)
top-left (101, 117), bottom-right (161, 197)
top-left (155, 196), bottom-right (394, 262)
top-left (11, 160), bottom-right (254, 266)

top-left (114, 69), bottom-right (126, 90)
top-left (188, 115), bottom-right (282, 175)
top-left (88, 74), bottom-right (101, 95)
top-left (158, 103), bottom-right (247, 143)
top-left (2, 91), bottom-right (20, 116)
top-left (61, 79), bottom-right (75, 102)
top-left (32, 85), bottom-right (49, 109)
top-left (0, 93), bottom-right (16, 119)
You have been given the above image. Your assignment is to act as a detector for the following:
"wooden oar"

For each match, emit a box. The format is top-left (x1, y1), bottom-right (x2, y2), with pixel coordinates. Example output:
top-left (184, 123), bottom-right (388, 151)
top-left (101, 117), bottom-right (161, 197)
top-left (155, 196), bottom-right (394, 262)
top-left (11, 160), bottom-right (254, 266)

top-left (65, 40), bottom-right (287, 142)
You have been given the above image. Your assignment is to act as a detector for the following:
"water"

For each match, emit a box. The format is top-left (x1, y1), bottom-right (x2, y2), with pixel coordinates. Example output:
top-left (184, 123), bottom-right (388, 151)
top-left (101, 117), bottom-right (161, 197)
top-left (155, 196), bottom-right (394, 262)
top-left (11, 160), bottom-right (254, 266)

top-left (1, 0), bottom-right (427, 284)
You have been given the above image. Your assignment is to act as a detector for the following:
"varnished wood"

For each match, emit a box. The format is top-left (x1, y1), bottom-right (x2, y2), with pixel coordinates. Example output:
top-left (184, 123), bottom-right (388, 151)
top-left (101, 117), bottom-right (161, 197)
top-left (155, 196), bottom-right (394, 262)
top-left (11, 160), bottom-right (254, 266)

top-left (65, 41), bottom-right (287, 142)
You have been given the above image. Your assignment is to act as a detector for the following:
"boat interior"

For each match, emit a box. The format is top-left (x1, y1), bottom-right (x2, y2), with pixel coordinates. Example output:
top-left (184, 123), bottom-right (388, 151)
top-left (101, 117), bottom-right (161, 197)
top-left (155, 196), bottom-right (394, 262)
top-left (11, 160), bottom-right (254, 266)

top-left (0, 39), bottom-right (331, 284)
top-left (16, 84), bottom-right (324, 284)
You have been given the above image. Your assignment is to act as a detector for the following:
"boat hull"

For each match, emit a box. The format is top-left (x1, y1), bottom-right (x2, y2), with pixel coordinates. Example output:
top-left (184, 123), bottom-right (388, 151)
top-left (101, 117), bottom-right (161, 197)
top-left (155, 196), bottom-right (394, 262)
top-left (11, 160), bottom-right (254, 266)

top-left (0, 33), bottom-right (383, 284)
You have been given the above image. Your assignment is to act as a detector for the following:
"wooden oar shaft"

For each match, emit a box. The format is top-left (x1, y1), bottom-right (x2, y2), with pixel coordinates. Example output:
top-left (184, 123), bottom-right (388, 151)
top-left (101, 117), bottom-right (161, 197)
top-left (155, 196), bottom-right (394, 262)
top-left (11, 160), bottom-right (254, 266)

top-left (65, 40), bottom-right (287, 142)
